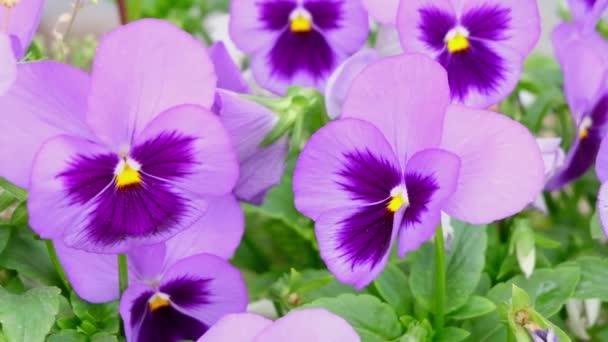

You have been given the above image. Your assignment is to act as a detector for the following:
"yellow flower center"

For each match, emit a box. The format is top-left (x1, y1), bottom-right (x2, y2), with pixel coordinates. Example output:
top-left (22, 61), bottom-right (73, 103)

top-left (115, 159), bottom-right (142, 188)
top-left (148, 293), bottom-right (171, 312)
top-left (579, 117), bottom-right (593, 140)
top-left (387, 194), bottom-right (407, 212)
top-left (291, 15), bottom-right (312, 32)
top-left (447, 34), bottom-right (470, 53)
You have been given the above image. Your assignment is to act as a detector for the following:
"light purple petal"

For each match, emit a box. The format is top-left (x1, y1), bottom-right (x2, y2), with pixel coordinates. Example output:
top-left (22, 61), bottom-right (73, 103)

top-left (215, 90), bottom-right (288, 204)
top-left (198, 313), bottom-right (272, 342)
top-left (553, 23), bottom-right (608, 120)
top-left (460, 0), bottom-right (540, 55)
top-left (118, 282), bottom-right (152, 342)
top-left (596, 136), bottom-right (608, 182)
top-left (27, 135), bottom-right (109, 240)
top-left (134, 104), bottom-right (239, 197)
top-left (342, 54), bottom-right (449, 168)
top-left (325, 49), bottom-right (379, 119)
top-left (0, 61), bottom-right (91, 188)
top-left (158, 254), bottom-right (248, 326)
top-left (229, 0), bottom-right (280, 55)
top-left (0, 33), bottom-right (16, 95)
top-left (440, 105), bottom-right (545, 224)
top-left (1, 0), bottom-right (44, 58)
top-left (162, 195), bottom-right (244, 266)
top-left (316, 206), bottom-right (402, 289)
top-left (54, 240), bottom-right (121, 303)
top-left (597, 182), bottom-right (608, 237)
top-left (398, 149), bottom-right (460, 257)
top-left (454, 42), bottom-right (524, 109)
top-left (321, 0), bottom-right (370, 56)
top-left (209, 42), bottom-right (250, 93)
top-left (363, 0), bottom-right (400, 25)
top-left (397, 0), bottom-right (456, 57)
top-left (293, 118), bottom-right (400, 220)
top-left (86, 19), bottom-right (216, 149)
top-left (254, 309), bottom-right (360, 341)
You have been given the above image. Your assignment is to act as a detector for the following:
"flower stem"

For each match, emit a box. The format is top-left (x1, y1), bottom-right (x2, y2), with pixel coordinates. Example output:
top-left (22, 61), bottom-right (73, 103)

top-left (116, 0), bottom-right (128, 25)
top-left (434, 224), bottom-right (447, 331)
top-left (45, 240), bottom-right (72, 293)
top-left (118, 254), bottom-right (128, 295)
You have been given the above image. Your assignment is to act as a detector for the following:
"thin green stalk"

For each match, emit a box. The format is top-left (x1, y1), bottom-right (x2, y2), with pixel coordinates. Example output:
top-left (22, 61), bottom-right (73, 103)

top-left (118, 254), bottom-right (128, 295)
top-left (45, 240), bottom-right (72, 293)
top-left (434, 224), bottom-right (447, 331)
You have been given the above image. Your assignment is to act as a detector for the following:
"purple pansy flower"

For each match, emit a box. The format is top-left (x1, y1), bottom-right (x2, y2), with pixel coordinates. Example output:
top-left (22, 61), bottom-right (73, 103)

top-left (293, 54), bottom-right (544, 288)
top-left (397, 0), bottom-right (540, 108)
top-left (208, 44), bottom-right (289, 204)
top-left (0, 0), bottom-right (43, 94)
top-left (54, 196), bottom-right (247, 342)
top-left (229, 0), bottom-right (369, 94)
top-left (0, 19), bottom-right (239, 253)
top-left (199, 309), bottom-right (360, 342)
top-left (545, 20), bottom-right (608, 190)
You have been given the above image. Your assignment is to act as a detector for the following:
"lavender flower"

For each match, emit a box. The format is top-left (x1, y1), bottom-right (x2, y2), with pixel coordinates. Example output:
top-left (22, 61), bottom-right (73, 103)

top-left (293, 54), bottom-right (544, 288)
top-left (545, 19), bottom-right (608, 190)
top-left (55, 195), bottom-right (246, 341)
top-left (0, 0), bottom-right (43, 94)
top-left (397, 0), bottom-right (540, 108)
top-left (229, 0), bottom-right (369, 94)
top-left (0, 19), bottom-right (240, 253)
top-left (208, 45), bottom-right (289, 204)
top-left (199, 309), bottom-right (360, 341)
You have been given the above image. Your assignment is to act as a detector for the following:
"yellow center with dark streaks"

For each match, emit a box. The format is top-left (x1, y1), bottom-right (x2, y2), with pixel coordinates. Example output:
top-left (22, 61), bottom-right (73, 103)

top-left (387, 194), bottom-right (406, 212)
top-left (148, 294), bottom-right (171, 312)
top-left (291, 15), bottom-right (312, 32)
top-left (447, 34), bottom-right (470, 53)
top-left (115, 163), bottom-right (141, 188)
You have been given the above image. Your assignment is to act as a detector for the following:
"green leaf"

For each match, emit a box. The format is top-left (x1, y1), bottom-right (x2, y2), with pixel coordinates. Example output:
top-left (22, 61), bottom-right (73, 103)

top-left (0, 225), bottom-right (10, 254)
top-left (302, 294), bottom-right (403, 342)
top-left (434, 327), bottom-right (470, 342)
top-left (373, 264), bottom-right (412, 316)
top-left (47, 330), bottom-right (87, 342)
top-left (70, 292), bottom-right (120, 334)
top-left (399, 318), bottom-right (432, 342)
top-left (487, 266), bottom-right (580, 317)
top-left (0, 231), bottom-right (61, 286)
top-left (0, 286), bottom-right (61, 342)
top-left (0, 192), bottom-right (17, 213)
top-left (0, 178), bottom-right (27, 202)
top-left (269, 269), bottom-right (360, 312)
top-left (590, 211), bottom-right (606, 242)
top-left (410, 221), bottom-right (487, 313)
top-left (562, 257), bottom-right (608, 301)
top-left (448, 296), bottom-right (496, 320)
top-left (232, 205), bottom-right (321, 273)
top-left (90, 333), bottom-right (119, 342)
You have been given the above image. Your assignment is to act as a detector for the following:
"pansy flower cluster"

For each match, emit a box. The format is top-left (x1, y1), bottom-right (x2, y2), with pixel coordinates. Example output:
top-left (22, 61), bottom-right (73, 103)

top-left (0, 0), bottom-right (608, 340)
